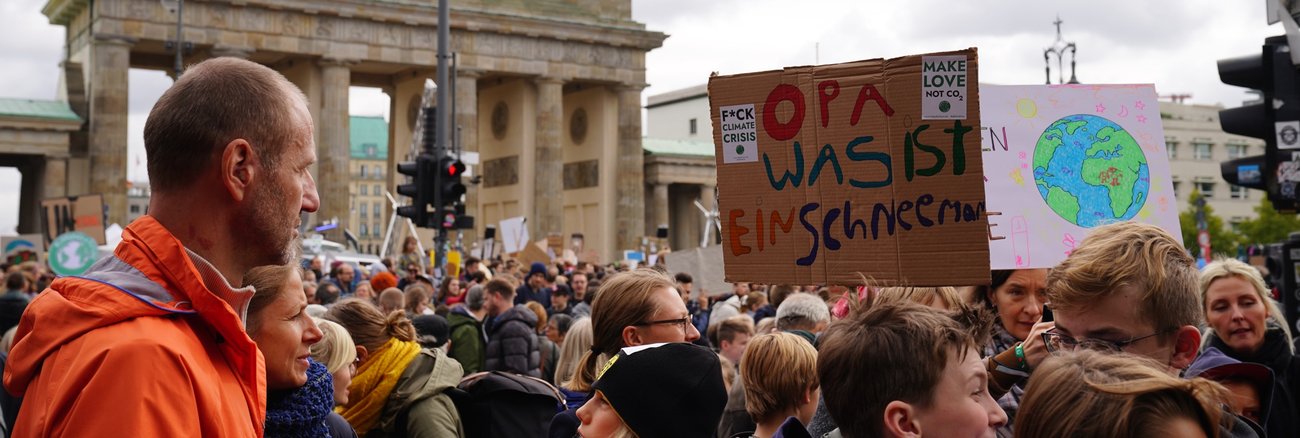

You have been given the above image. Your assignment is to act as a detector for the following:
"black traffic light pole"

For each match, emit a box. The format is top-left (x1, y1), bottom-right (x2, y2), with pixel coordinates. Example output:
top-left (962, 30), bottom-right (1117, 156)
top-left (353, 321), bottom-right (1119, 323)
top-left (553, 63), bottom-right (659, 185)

top-left (395, 0), bottom-right (473, 279)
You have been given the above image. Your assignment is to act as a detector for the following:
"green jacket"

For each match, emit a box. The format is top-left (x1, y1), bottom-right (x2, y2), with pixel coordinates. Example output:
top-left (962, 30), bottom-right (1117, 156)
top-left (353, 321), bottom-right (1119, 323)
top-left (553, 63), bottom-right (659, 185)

top-left (366, 348), bottom-right (465, 438)
top-left (447, 308), bottom-right (486, 375)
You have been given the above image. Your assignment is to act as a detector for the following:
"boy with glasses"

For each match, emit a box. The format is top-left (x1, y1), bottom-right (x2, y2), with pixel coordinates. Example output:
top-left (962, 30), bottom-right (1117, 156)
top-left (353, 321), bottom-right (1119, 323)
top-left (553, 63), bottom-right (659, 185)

top-left (1011, 221), bottom-right (1260, 437)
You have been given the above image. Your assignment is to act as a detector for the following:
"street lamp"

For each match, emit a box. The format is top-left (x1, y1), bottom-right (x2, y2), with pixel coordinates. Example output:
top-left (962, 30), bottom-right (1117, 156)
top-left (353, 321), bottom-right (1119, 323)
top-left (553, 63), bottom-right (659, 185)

top-left (160, 0), bottom-right (184, 78)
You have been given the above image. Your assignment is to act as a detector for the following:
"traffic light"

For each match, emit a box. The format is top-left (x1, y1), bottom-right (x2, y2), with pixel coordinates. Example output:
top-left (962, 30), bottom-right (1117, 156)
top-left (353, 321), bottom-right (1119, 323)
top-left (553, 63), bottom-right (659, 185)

top-left (1219, 35), bottom-right (1300, 211)
top-left (436, 156), bottom-right (467, 208)
top-left (395, 155), bottom-right (433, 227)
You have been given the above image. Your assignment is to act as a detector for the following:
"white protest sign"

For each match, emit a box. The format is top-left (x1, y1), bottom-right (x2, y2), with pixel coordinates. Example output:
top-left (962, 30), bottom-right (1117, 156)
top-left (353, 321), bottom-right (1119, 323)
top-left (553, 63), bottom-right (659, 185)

top-left (982, 84), bottom-right (1181, 270)
top-left (499, 216), bottom-right (529, 254)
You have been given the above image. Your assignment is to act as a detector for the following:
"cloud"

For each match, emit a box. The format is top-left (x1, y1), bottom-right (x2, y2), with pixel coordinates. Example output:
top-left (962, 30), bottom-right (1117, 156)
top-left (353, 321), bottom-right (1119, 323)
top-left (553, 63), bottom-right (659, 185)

top-left (633, 0), bottom-right (1278, 108)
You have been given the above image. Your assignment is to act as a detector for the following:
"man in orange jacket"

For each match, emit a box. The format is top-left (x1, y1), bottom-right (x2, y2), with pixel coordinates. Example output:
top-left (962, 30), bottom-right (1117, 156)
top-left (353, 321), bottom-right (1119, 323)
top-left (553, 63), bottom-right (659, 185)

top-left (3, 57), bottom-right (320, 437)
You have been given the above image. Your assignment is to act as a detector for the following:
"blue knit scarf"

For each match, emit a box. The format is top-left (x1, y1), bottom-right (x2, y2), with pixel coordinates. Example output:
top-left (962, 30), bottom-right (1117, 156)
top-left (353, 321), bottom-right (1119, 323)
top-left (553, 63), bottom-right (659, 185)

top-left (265, 359), bottom-right (335, 438)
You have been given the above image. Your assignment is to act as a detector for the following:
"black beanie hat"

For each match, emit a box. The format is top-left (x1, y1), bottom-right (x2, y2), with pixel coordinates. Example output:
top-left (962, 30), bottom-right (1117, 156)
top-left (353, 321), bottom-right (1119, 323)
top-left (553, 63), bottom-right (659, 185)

top-left (410, 314), bottom-right (450, 348)
top-left (591, 342), bottom-right (727, 438)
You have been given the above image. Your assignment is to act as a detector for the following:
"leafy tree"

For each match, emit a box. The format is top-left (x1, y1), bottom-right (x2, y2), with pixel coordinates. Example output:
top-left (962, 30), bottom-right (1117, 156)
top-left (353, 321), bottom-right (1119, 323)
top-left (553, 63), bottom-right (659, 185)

top-left (1236, 197), bottom-right (1300, 245)
top-left (1178, 190), bottom-right (1242, 258)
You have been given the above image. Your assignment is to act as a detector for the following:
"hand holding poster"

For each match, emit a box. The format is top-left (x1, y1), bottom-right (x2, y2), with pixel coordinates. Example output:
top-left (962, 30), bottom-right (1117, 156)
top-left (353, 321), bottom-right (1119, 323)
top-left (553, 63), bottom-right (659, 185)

top-left (708, 49), bottom-right (989, 287)
top-left (981, 85), bottom-right (1181, 269)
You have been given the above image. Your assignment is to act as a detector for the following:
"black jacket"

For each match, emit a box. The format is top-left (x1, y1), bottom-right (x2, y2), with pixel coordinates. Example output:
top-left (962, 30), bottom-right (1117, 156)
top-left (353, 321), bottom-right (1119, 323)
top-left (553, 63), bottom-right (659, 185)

top-left (484, 304), bottom-right (541, 377)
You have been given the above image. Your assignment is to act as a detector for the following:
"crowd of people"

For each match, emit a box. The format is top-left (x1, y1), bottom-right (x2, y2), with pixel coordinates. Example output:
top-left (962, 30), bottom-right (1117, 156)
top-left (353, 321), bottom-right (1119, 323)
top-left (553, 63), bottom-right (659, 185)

top-left (0, 56), bottom-right (1296, 438)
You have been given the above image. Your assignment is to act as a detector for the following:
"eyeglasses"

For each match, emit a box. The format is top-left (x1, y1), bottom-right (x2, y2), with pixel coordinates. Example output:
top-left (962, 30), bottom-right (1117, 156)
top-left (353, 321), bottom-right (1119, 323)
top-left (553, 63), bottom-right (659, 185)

top-left (635, 317), bottom-right (693, 332)
top-left (1041, 328), bottom-right (1173, 354)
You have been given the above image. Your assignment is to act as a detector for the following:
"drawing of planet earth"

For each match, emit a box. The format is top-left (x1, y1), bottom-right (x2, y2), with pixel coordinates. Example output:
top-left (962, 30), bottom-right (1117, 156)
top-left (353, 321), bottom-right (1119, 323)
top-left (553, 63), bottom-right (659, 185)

top-left (1032, 114), bottom-right (1150, 228)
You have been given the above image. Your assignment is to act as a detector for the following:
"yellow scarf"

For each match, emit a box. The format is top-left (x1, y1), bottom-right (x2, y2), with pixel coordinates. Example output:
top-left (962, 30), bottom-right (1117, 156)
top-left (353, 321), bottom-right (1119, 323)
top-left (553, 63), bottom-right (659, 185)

top-left (337, 338), bottom-right (422, 434)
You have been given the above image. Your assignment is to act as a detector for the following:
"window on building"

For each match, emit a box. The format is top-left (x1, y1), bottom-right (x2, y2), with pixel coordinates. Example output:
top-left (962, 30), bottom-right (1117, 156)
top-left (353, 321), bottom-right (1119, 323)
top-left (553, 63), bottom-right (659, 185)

top-left (1227, 144), bottom-right (1247, 159)
top-left (374, 165), bottom-right (384, 179)
top-left (374, 225), bottom-right (383, 237)
top-left (360, 185), bottom-right (367, 196)
top-left (130, 205), bottom-right (140, 214)
top-left (360, 166), bottom-right (367, 178)
top-left (1193, 142), bottom-right (1213, 160)
top-left (374, 185), bottom-right (383, 197)
top-left (1196, 181), bottom-right (1216, 198)
top-left (360, 223), bottom-right (368, 236)
top-left (1166, 140), bottom-right (1177, 160)
top-left (1171, 181), bottom-right (1180, 199)
top-left (689, 118), bottom-right (698, 135)
top-left (1230, 185), bottom-right (1249, 199)
top-left (360, 203), bottom-right (368, 218)
top-left (1230, 217), bottom-right (1248, 233)
top-left (373, 202), bottom-right (382, 219)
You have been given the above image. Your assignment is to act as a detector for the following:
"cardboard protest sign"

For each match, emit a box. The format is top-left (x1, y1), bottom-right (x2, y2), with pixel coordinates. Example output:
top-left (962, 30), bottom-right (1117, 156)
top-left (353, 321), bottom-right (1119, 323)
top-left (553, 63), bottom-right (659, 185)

top-left (981, 85), bottom-right (1180, 269)
top-left (41, 194), bottom-right (107, 245)
top-left (664, 246), bottom-right (730, 297)
top-left (518, 240), bottom-right (552, 267)
top-left (708, 48), bottom-right (989, 286)
top-left (2, 234), bottom-right (45, 265)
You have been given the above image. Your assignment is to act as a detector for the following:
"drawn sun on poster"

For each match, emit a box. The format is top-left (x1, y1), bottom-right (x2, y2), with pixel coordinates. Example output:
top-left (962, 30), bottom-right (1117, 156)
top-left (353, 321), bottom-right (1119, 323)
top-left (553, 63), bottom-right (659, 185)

top-left (1031, 114), bottom-right (1150, 228)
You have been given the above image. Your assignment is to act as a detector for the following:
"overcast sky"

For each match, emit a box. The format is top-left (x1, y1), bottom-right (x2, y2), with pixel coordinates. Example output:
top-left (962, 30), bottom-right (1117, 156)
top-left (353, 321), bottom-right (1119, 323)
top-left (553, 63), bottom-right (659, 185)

top-left (0, 0), bottom-right (1283, 234)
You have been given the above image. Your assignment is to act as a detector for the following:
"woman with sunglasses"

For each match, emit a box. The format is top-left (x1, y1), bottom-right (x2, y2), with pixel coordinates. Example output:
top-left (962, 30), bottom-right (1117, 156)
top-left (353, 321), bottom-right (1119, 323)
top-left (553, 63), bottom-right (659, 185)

top-left (548, 268), bottom-right (701, 438)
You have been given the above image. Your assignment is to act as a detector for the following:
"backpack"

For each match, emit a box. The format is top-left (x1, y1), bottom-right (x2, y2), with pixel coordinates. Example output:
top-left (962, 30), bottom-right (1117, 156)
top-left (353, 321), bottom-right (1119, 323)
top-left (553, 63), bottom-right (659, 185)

top-left (448, 371), bottom-right (565, 438)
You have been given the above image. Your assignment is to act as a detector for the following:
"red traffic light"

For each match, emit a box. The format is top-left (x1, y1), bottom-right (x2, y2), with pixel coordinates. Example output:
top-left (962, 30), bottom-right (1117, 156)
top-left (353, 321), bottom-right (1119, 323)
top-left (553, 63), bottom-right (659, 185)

top-left (444, 159), bottom-right (465, 177)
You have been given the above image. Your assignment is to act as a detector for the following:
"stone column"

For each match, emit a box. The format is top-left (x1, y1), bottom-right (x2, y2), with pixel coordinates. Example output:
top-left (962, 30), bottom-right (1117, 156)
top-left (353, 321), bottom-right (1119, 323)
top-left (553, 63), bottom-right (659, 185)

top-left (17, 157), bottom-right (43, 234)
top-left (210, 45), bottom-right (253, 59)
top-left (43, 157), bottom-right (68, 199)
top-left (533, 76), bottom-right (564, 239)
top-left (318, 58), bottom-right (353, 242)
top-left (652, 182), bottom-right (670, 242)
top-left (456, 69), bottom-right (483, 240)
top-left (88, 36), bottom-right (132, 227)
top-left (615, 84), bottom-right (647, 251)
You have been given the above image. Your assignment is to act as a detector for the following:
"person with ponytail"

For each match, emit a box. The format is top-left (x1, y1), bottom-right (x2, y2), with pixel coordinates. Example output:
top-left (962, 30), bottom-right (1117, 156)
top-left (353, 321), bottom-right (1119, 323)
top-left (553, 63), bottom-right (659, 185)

top-left (548, 269), bottom-right (702, 438)
top-left (325, 298), bottom-right (465, 437)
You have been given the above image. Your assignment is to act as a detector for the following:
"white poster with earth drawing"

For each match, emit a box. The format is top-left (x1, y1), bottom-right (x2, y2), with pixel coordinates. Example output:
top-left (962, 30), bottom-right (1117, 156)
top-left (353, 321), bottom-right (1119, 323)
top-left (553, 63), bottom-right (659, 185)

top-left (981, 84), bottom-right (1181, 270)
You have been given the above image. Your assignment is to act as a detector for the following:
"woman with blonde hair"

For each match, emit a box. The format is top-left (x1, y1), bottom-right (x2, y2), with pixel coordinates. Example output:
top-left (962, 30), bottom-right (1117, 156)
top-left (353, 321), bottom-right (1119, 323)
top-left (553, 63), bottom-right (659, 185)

top-left (550, 268), bottom-right (702, 436)
top-left (309, 318), bottom-right (360, 437)
top-left (1016, 350), bottom-right (1232, 438)
top-left (324, 299), bottom-right (464, 437)
top-left (555, 317), bottom-right (593, 410)
top-left (1198, 258), bottom-right (1298, 437)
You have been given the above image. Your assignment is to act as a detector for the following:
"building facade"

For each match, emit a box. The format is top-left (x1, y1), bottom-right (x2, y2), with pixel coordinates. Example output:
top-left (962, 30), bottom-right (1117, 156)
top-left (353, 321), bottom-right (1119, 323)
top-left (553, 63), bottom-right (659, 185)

top-left (0, 98), bottom-right (81, 235)
top-left (643, 85), bottom-right (716, 251)
top-left (36, 0), bottom-right (664, 262)
top-left (350, 115), bottom-right (388, 255)
top-left (126, 181), bottom-right (149, 223)
top-left (645, 84), bottom-right (708, 142)
top-left (1160, 101), bottom-right (1264, 228)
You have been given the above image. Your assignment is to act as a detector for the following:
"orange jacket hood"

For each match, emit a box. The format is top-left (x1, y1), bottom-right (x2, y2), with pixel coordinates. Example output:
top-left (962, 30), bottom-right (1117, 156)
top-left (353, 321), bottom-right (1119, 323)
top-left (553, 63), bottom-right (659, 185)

top-left (3, 216), bottom-right (265, 437)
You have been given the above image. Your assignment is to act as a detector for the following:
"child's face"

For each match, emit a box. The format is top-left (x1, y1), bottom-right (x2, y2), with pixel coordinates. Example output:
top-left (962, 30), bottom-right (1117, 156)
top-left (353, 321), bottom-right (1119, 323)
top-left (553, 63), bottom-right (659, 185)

top-left (1220, 380), bottom-right (1262, 425)
top-left (910, 346), bottom-right (1007, 438)
top-left (576, 391), bottom-right (626, 437)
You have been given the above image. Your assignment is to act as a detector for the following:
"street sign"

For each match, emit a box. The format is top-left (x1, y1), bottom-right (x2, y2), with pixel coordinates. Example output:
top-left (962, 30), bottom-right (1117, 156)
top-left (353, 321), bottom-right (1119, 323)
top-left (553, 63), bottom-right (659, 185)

top-left (48, 231), bottom-right (99, 277)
